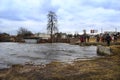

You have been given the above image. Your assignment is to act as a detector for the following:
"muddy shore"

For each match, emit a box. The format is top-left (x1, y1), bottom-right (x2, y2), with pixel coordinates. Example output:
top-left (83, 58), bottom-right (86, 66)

top-left (0, 45), bottom-right (120, 80)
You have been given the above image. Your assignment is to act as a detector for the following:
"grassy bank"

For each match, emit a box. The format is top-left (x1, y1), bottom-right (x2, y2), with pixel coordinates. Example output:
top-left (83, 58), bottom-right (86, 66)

top-left (0, 45), bottom-right (120, 80)
top-left (75, 42), bottom-right (120, 46)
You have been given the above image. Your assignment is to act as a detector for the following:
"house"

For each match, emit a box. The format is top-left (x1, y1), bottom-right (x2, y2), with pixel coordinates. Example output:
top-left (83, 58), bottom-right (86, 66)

top-left (34, 33), bottom-right (50, 39)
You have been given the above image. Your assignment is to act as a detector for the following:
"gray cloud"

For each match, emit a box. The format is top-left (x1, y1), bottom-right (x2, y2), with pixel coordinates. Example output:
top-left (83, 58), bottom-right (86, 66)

top-left (81, 0), bottom-right (120, 10)
top-left (0, 0), bottom-right (120, 34)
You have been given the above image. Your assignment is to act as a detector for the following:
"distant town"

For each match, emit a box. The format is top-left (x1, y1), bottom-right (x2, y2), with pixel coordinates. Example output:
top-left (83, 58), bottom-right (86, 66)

top-left (0, 27), bottom-right (120, 44)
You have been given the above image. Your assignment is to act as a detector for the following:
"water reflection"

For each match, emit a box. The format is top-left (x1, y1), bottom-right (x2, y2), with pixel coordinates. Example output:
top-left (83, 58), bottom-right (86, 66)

top-left (0, 42), bottom-right (98, 68)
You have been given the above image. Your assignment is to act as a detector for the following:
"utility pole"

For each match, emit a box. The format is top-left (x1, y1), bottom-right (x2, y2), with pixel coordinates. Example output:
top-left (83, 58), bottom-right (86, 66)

top-left (101, 27), bottom-right (103, 33)
top-left (115, 27), bottom-right (117, 32)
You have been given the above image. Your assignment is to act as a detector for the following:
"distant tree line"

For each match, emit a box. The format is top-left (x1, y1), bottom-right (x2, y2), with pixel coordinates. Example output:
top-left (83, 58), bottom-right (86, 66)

top-left (17, 27), bottom-right (33, 38)
top-left (0, 33), bottom-right (10, 42)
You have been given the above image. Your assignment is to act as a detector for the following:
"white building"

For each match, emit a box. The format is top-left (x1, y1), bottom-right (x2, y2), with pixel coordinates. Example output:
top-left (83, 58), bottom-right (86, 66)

top-left (34, 33), bottom-right (50, 39)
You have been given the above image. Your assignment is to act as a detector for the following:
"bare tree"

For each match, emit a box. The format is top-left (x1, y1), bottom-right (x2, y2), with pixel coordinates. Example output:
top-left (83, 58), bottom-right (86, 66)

top-left (17, 27), bottom-right (33, 37)
top-left (47, 11), bottom-right (58, 43)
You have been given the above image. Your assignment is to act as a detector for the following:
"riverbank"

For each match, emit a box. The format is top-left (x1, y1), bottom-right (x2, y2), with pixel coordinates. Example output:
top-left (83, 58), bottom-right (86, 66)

top-left (75, 42), bottom-right (120, 46)
top-left (0, 45), bottom-right (120, 80)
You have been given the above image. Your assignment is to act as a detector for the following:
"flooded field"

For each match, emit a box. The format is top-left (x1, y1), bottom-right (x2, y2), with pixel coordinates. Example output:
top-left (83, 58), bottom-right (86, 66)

top-left (0, 42), bottom-right (98, 68)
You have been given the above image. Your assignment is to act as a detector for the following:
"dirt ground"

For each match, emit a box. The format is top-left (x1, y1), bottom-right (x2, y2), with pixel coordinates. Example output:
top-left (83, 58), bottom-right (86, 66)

top-left (0, 45), bottom-right (120, 80)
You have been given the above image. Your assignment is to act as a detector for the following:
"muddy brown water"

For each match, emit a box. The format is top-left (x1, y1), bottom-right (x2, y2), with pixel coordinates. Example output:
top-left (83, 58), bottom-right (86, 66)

top-left (0, 42), bottom-right (98, 69)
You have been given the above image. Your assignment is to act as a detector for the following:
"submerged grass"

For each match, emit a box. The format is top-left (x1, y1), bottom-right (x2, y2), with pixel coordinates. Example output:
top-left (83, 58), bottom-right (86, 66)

top-left (0, 45), bottom-right (120, 80)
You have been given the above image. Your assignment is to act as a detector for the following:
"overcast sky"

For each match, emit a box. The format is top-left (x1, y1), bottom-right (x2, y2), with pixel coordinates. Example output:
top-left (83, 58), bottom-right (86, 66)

top-left (0, 0), bottom-right (120, 35)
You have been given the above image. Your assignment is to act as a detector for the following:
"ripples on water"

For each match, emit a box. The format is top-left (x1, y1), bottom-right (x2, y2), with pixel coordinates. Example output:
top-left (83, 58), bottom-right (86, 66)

top-left (0, 42), bottom-right (98, 68)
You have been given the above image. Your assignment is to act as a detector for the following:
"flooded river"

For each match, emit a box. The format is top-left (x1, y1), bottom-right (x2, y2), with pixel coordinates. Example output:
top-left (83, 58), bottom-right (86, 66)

top-left (0, 42), bottom-right (98, 68)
